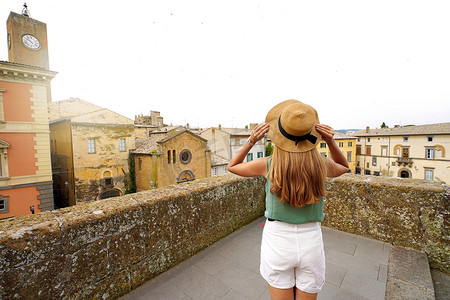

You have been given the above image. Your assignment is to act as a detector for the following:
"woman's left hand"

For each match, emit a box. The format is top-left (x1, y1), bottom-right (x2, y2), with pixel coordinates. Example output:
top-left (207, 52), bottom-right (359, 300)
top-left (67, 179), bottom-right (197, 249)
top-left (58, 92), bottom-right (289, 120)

top-left (315, 124), bottom-right (334, 142)
top-left (249, 123), bottom-right (270, 144)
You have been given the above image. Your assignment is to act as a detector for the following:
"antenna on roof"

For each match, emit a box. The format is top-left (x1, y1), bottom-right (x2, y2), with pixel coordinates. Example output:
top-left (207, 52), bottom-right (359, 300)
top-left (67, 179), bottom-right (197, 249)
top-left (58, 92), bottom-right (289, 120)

top-left (22, 2), bottom-right (31, 17)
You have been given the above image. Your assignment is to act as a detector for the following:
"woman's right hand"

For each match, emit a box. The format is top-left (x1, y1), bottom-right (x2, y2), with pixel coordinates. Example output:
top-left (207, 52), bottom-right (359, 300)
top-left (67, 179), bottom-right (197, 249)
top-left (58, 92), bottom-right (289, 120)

top-left (249, 123), bottom-right (270, 144)
top-left (315, 124), bottom-right (334, 143)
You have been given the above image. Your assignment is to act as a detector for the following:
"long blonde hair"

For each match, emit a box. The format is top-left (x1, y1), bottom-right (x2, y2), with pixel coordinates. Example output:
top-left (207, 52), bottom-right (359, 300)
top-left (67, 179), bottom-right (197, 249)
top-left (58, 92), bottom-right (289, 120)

top-left (269, 146), bottom-right (327, 207)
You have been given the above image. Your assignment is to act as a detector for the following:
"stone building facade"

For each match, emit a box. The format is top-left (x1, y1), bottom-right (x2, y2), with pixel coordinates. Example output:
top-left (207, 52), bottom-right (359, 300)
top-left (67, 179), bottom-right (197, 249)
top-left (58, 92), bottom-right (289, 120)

top-left (316, 131), bottom-right (358, 173)
top-left (133, 129), bottom-right (211, 190)
top-left (200, 124), bottom-right (266, 162)
top-left (49, 98), bottom-right (135, 205)
top-left (353, 123), bottom-right (450, 183)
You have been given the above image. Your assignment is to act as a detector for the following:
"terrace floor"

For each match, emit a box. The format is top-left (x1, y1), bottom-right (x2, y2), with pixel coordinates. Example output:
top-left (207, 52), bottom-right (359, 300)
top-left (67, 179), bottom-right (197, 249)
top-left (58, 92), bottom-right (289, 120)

top-left (120, 216), bottom-right (391, 300)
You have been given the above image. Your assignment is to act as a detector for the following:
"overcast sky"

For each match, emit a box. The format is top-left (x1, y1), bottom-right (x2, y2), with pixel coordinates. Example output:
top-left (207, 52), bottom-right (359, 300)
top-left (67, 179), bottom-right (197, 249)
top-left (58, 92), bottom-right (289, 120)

top-left (1, 0), bottom-right (449, 130)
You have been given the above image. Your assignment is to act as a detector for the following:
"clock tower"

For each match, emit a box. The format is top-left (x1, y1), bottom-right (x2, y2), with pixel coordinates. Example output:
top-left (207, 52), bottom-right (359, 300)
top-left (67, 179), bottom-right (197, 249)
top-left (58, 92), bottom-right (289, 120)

top-left (6, 4), bottom-right (50, 69)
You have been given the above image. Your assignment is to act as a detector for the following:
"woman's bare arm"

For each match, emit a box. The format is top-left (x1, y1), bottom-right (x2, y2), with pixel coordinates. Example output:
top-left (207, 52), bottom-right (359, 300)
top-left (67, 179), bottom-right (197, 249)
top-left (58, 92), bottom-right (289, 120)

top-left (227, 123), bottom-right (269, 177)
top-left (315, 124), bottom-right (349, 177)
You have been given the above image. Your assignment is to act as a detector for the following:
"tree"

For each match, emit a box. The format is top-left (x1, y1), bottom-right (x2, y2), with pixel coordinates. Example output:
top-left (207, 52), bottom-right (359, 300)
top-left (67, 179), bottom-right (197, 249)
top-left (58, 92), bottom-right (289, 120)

top-left (265, 143), bottom-right (274, 156)
top-left (381, 122), bottom-right (386, 128)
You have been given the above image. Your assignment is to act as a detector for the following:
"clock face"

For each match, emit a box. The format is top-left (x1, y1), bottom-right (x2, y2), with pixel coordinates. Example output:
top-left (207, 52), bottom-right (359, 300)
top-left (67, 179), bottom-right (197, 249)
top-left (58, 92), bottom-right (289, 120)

top-left (22, 34), bottom-right (40, 50)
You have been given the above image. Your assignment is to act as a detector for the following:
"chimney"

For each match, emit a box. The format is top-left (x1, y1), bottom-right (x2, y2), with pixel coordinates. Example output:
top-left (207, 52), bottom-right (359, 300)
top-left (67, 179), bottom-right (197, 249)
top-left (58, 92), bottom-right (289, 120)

top-left (186, 123), bottom-right (190, 129)
top-left (218, 124), bottom-right (221, 129)
top-left (366, 126), bottom-right (370, 133)
top-left (245, 125), bottom-right (248, 129)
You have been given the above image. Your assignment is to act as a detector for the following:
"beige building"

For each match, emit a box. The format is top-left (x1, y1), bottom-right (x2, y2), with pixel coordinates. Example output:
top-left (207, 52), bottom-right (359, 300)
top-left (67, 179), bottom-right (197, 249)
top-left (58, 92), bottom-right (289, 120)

top-left (211, 154), bottom-right (229, 177)
top-left (200, 124), bottom-right (266, 162)
top-left (49, 98), bottom-right (135, 206)
top-left (353, 123), bottom-right (450, 183)
top-left (133, 129), bottom-right (211, 190)
top-left (316, 132), bottom-right (357, 173)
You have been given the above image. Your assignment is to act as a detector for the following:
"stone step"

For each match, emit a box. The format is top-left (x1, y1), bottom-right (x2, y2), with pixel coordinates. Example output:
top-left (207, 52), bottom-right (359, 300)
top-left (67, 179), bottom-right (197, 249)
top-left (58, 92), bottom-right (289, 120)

top-left (386, 246), bottom-right (436, 299)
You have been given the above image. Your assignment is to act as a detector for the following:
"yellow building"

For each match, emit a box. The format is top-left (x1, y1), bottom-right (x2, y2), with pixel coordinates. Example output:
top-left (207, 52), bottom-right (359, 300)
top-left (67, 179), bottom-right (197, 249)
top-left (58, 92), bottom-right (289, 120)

top-left (49, 98), bottom-right (135, 206)
top-left (316, 131), bottom-right (357, 173)
top-left (133, 129), bottom-right (211, 190)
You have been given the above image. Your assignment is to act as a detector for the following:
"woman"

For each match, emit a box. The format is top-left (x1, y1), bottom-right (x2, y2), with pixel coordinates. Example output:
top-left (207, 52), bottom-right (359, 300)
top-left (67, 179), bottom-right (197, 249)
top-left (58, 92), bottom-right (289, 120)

top-left (227, 100), bottom-right (349, 300)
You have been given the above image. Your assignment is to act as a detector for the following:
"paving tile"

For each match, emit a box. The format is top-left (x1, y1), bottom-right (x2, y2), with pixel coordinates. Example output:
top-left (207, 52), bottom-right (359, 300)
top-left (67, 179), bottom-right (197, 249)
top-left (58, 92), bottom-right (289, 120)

top-left (326, 248), bottom-right (380, 280)
top-left (318, 282), bottom-right (370, 300)
top-left (322, 227), bottom-right (358, 255)
top-left (194, 248), bottom-right (232, 276)
top-left (353, 239), bottom-right (389, 265)
top-left (325, 262), bottom-right (347, 287)
top-left (378, 264), bottom-right (388, 282)
top-left (128, 277), bottom-right (187, 300)
top-left (220, 242), bottom-right (261, 274)
top-left (340, 272), bottom-right (386, 300)
top-left (257, 287), bottom-right (271, 300)
top-left (172, 265), bottom-right (231, 300)
top-left (214, 260), bottom-right (268, 299)
top-left (221, 289), bottom-right (251, 300)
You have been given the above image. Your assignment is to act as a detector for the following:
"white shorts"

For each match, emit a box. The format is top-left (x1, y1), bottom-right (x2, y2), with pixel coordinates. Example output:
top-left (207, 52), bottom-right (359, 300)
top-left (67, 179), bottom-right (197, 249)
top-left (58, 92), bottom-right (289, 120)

top-left (260, 219), bottom-right (325, 293)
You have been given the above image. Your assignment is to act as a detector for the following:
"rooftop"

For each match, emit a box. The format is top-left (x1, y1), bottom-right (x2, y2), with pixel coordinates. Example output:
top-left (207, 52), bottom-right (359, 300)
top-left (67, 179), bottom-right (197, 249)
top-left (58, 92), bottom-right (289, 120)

top-left (353, 122), bottom-right (450, 137)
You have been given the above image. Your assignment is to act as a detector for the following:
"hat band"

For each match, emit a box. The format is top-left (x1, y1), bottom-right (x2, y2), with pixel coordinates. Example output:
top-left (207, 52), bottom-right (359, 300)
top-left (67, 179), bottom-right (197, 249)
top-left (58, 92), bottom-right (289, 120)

top-left (278, 116), bottom-right (317, 146)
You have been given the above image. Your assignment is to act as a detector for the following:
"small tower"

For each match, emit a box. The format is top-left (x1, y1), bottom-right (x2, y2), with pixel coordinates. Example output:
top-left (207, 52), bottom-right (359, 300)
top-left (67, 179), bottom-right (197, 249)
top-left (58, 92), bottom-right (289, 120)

top-left (6, 2), bottom-right (50, 69)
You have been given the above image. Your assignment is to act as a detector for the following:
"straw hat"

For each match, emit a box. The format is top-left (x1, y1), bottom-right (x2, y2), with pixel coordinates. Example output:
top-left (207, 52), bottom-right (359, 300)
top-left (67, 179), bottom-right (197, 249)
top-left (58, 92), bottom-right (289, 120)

top-left (265, 100), bottom-right (321, 152)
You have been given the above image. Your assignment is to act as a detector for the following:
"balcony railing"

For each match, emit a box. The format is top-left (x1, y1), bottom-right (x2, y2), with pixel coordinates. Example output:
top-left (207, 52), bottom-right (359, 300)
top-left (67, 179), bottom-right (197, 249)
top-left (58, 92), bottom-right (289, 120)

top-left (396, 157), bottom-right (413, 167)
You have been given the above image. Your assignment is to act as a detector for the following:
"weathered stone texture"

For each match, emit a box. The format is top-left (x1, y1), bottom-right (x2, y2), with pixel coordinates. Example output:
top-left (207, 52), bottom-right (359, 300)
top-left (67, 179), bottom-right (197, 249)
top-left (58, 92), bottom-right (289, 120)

top-left (0, 174), bottom-right (265, 299)
top-left (0, 174), bottom-right (447, 299)
top-left (323, 174), bottom-right (449, 273)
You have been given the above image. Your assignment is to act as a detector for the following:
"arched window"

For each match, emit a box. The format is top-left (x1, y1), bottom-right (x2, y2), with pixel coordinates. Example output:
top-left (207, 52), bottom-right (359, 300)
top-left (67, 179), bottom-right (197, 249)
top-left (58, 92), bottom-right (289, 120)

top-left (168, 150), bottom-right (171, 164)
top-left (400, 171), bottom-right (409, 178)
top-left (0, 140), bottom-right (10, 178)
top-left (173, 150), bottom-right (176, 163)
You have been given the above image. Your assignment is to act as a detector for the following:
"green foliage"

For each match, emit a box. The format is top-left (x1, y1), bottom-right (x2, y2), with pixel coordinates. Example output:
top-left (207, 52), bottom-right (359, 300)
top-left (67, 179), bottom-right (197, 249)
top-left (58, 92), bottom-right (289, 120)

top-left (265, 143), bottom-right (274, 156)
top-left (125, 153), bottom-right (136, 194)
top-left (381, 122), bottom-right (386, 128)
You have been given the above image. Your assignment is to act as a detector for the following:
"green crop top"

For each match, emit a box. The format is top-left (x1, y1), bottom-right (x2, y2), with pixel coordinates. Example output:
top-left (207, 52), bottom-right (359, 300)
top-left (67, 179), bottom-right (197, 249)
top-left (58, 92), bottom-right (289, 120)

top-left (264, 157), bottom-right (325, 224)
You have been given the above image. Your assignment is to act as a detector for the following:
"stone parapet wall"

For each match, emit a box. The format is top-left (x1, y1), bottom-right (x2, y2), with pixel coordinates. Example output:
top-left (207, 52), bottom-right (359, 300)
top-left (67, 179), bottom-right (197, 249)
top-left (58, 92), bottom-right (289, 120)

top-left (323, 174), bottom-right (449, 273)
top-left (0, 175), bottom-right (266, 299)
top-left (0, 174), bottom-right (447, 299)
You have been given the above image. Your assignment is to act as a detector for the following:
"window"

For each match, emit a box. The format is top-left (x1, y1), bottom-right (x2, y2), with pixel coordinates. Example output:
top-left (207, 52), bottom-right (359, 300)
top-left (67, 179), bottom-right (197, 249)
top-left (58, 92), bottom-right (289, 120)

top-left (381, 146), bottom-right (388, 157)
top-left (355, 168), bottom-right (361, 174)
top-left (257, 152), bottom-right (263, 158)
top-left (403, 136), bottom-right (409, 142)
top-left (425, 169), bottom-right (434, 180)
top-left (367, 138), bottom-right (371, 142)
top-left (372, 157), bottom-right (377, 166)
top-left (0, 89), bottom-right (5, 122)
top-left (168, 150), bottom-right (171, 164)
top-left (425, 148), bottom-right (435, 159)
top-left (402, 147), bottom-right (409, 158)
top-left (247, 153), bottom-right (253, 162)
top-left (320, 142), bottom-right (326, 148)
top-left (180, 149), bottom-right (192, 164)
top-left (347, 151), bottom-right (352, 162)
top-left (427, 136), bottom-right (434, 142)
top-left (105, 177), bottom-right (113, 187)
top-left (374, 171), bottom-right (381, 176)
top-left (0, 140), bottom-right (10, 178)
top-left (233, 138), bottom-right (241, 146)
top-left (348, 142), bottom-right (352, 147)
top-left (0, 195), bottom-right (8, 213)
top-left (366, 162), bottom-right (369, 168)
top-left (364, 170), bottom-right (371, 175)
top-left (119, 138), bottom-right (126, 152)
top-left (138, 158), bottom-right (142, 170)
top-left (88, 139), bottom-right (96, 153)
top-left (356, 145), bottom-right (361, 155)
top-left (173, 150), bottom-right (176, 163)
top-left (357, 138), bottom-right (360, 142)
top-left (338, 142), bottom-right (343, 147)
top-left (366, 146), bottom-right (371, 155)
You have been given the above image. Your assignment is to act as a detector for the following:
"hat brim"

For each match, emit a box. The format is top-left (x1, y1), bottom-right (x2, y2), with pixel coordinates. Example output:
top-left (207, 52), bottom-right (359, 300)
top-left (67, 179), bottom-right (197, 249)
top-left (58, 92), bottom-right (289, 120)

top-left (265, 100), bottom-right (321, 153)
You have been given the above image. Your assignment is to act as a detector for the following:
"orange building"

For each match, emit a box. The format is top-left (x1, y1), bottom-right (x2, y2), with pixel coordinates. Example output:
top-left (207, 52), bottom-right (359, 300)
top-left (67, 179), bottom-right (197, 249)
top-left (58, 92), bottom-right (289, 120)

top-left (0, 9), bottom-right (57, 218)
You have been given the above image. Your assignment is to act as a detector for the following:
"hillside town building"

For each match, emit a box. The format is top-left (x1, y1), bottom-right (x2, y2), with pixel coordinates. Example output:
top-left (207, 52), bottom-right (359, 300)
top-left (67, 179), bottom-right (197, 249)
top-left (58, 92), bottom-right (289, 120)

top-left (0, 9), bottom-right (57, 218)
top-left (317, 132), bottom-right (358, 173)
top-left (49, 98), bottom-right (135, 206)
top-left (353, 123), bottom-right (450, 183)
top-left (133, 129), bottom-right (211, 190)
